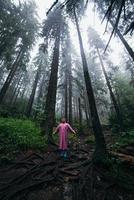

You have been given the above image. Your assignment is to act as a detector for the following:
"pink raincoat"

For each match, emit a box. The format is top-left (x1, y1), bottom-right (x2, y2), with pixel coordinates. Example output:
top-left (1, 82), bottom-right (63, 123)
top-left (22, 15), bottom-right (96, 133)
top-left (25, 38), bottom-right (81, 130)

top-left (55, 122), bottom-right (75, 150)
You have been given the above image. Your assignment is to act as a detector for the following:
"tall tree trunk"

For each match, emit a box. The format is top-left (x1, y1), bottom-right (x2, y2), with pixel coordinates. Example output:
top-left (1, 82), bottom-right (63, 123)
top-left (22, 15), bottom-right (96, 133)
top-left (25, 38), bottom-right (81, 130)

top-left (118, 31), bottom-right (134, 62)
top-left (85, 107), bottom-right (89, 128)
top-left (84, 95), bottom-right (90, 129)
top-left (34, 73), bottom-right (46, 119)
top-left (78, 97), bottom-right (83, 134)
top-left (68, 60), bottom-right (73, 125)
top-left (110, 20), bottom-right (134, 62)
top-left (0, 49), bottom-right (23, 104)
top-left (20, 85), bottom-right (27, 99)
top-left (0, 67), bottom-right (5, 85)
top-left (97, 47), bottom-right (124, 131)
top-left (99, 4), bottom-right (134, 62)
top-left (76, 98), bottom-right (79, 122)
top-left (74, 7), bottom-right (106, 159)
top-left (37, 73), bottom-right (46, 105)
top-left (60, 97), bottom-right (64, 118)
top-left (10, 74), bottom-right (23, 105)
top-left (42, 27), bottom-right (61, 143)
top-left (65, 69), bottom-right (68, 120)
top-left (25, 68), bottom-right (40, 117)
top-left (13, 84), bottom-right (22, 105)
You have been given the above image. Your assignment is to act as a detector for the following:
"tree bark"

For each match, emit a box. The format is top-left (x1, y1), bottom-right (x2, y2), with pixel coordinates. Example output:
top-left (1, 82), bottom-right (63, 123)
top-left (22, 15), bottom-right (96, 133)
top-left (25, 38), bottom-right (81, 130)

top-left (10, 74), bottom-right (23, 105)
top-left (65, 68), bottom-right (68, 121)
top-left (37, 73), bottom-right (46, 105)
top-left (0, 49), bottom-right (23, 104)
top-left (13, 84), bottom-right (22, 105)
top-left (76, 98), bottom-right (79, 122)
top-left (25, 67), bottom-right (40, 117)
top-left (97, 47), bottom-right (124, 131)
top-left (109, 20), bottom-right (134, 62)
top-left (42, 26), bottom-right (61, 143)
top-left (78, 97), bottom-right (83, 134)
top-left (84, 95), bottom-right (91, 129)
top-left (68, 60), bottom-right (73, 125)
top-left (74, 7), bottom-right (106, 159)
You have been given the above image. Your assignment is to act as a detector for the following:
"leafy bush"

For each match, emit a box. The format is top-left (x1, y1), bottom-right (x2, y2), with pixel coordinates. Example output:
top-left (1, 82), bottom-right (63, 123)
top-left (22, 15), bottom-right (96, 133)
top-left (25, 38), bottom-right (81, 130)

top-left (111, 130), bottom-right (134, 150)
top-left (0, 118), bottom-right (46, 154)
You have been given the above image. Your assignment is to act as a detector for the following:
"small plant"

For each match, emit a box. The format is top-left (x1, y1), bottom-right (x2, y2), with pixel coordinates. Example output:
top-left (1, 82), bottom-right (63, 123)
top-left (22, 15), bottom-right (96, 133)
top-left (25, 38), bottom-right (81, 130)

top-left (68, 133), bottom-right (78, 142)
top-left (86, 134), bottom-right (95, 144)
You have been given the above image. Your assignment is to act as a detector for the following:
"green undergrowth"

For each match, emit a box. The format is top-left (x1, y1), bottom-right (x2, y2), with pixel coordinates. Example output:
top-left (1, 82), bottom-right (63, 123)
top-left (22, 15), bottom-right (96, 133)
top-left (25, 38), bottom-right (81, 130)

top-left (0, 117), bottom-right (47, 161)
top-left (94, 154), bottom-right (134, 191)
top-left (111, 130), bottom-right (134, 151)
top-left (105, 159), bottom-right (134, 191)
top-left (68, 133), bottom-right (78, 142)
top-left (85, 134), bottom-right (95, 144)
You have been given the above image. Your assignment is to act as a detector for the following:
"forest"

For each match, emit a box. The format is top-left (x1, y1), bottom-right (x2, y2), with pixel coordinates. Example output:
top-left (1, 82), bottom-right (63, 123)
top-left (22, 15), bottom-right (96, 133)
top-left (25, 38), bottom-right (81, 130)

top-left (0, 0), bottom-right (134, 199)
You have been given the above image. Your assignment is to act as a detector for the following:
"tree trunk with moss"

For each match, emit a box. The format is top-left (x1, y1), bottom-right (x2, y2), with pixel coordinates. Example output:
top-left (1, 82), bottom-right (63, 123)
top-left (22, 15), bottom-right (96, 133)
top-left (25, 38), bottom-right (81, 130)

top-left (74, 7), bottom-right (107, 159)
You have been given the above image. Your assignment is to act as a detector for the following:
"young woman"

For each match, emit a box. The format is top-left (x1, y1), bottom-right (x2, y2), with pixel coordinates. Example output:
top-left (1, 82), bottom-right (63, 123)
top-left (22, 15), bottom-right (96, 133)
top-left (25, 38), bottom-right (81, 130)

top-left (54, 118), bottom-right (76, 159)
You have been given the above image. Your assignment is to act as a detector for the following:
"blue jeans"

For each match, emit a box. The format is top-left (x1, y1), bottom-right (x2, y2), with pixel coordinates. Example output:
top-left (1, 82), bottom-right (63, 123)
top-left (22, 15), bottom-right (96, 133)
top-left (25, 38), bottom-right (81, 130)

top-left (59, 149), bottom-right (68, 159)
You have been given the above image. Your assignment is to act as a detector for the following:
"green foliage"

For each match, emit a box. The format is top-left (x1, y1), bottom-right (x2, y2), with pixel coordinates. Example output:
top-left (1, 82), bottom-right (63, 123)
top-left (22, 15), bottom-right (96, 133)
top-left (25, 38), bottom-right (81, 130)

top-left (111, 130), bottom-right (134, 150)
top-left (0, 100), bottom-right (27, 118)
top-left (52, 133), bottom-right (59, 143)
top-left (0, 0), bottom-right (39, 66)
top-left (96, 157), bottom-right (134, 192)
top-left (86, 134), bottom-right (95, 144)
top-left (73, 121), bottom-right (87, 134)
top-left (68, 133), bottom-right (78, 142)
top-left (0, 118), bottom-right (46, 155)
top-left (109, 74), bottom-right (134, 131)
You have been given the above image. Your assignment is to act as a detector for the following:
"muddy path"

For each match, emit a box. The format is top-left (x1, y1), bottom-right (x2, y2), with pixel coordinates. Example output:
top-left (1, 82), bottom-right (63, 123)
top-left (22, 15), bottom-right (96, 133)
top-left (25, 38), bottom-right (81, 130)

top-left (0, 136), bottom-right (134, 200)
top-left (0, 137), bottom-right (93, 200)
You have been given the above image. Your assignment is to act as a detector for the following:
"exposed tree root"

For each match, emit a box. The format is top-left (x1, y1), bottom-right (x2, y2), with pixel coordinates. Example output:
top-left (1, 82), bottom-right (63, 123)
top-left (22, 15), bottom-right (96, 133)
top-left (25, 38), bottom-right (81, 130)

top-left (111, 151), bottom-right (134, 164)
top-left (0, 147), bottom-right (134, 200)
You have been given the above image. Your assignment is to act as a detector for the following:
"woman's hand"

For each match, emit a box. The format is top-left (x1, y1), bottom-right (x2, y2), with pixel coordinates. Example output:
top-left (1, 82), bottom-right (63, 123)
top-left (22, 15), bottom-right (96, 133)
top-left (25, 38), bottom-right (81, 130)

top-left (74, 128), bottom-right (77, 134)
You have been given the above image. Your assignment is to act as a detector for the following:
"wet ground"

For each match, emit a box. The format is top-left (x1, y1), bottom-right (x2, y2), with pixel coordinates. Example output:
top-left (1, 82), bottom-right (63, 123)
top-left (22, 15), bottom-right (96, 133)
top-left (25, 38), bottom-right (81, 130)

top-left (0, 136), bottom-right (134, 200)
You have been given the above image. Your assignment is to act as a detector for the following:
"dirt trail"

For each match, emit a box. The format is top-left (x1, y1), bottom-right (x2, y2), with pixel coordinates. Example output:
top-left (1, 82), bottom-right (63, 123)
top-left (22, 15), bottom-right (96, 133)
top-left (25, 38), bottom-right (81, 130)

top-left (0, 137), bottom-right (93, 200)
top-left (0, 136), bottom-right (134, 200)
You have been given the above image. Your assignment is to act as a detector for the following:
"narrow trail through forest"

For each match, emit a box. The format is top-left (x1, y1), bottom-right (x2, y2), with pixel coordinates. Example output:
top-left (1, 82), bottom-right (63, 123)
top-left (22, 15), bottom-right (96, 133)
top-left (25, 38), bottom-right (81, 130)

top-left (0, 136), bottom-right (92, 200)
top-left (0, 134), bottom-right (134, 200)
